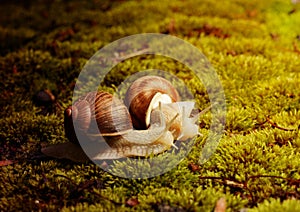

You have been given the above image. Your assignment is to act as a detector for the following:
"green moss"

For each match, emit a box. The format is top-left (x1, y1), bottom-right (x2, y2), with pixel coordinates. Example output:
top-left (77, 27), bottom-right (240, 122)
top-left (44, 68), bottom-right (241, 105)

top-left (1, 0), bottom-right (300, 211)
top-left (248, 198), bottom-right (300, 212)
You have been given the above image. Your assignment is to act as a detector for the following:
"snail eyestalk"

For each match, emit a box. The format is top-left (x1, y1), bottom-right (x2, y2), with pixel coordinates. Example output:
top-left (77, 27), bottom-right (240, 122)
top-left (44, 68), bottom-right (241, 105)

top-left (166, 113), bottom-right (179, 149)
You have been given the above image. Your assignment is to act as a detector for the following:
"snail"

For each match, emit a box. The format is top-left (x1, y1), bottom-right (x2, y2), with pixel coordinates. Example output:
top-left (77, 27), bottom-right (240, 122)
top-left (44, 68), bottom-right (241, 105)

top-left (41, 76), bottom-right (204, 162)
top-left (42, 91), bottom-right (179, 161)
top-left (124, 76), bottom-right (202, 141)
top-left (68, 91), bottom-right (179, 155)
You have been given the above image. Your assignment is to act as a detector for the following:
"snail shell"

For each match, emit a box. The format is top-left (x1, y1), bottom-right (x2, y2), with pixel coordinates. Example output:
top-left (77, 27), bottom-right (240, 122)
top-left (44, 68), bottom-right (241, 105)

top-left (61, 91), bottom-right (178, 160)
top-left (125, 76), bottom-right (180, 129)
top-left (64, 91), bottom-right (133, 145)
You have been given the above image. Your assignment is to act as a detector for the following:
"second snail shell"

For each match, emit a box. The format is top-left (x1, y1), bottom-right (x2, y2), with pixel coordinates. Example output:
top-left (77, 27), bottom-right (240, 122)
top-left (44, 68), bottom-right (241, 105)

top-left (125, 76), bottom-right (180, 129)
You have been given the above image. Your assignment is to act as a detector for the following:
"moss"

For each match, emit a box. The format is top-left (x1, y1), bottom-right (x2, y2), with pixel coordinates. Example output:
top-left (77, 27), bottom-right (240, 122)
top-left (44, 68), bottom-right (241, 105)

top-left (1, 0), bottom-right (300, 211)
top-left (248, 198), bottom-right (300, 212)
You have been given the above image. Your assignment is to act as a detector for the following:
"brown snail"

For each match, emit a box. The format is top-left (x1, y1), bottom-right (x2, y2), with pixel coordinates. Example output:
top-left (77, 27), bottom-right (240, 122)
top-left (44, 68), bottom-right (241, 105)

top-left (124, 76), bottom-right (202, 141)
top-left (69, 91), bottom-right (178, 155)
top-left (41, 76), bottom-right (203, 162)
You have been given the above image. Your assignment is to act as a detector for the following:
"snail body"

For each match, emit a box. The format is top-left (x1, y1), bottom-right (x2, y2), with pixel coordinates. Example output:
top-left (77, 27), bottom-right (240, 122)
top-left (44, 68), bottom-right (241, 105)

top-left (100, 109), bottom-right (178, 158)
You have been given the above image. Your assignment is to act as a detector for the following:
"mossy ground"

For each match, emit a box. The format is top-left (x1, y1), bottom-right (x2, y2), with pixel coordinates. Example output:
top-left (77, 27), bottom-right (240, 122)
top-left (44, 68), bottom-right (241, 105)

top-left (1, 0), bottom-right (300, 211)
